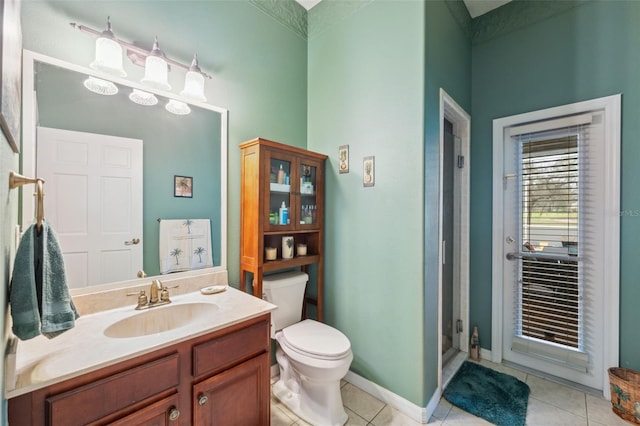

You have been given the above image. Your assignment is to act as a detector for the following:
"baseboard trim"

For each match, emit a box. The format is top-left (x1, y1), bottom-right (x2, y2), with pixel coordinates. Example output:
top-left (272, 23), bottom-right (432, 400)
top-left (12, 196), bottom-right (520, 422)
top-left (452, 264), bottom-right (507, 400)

top-left (344, 371), bottom-right (431, 424)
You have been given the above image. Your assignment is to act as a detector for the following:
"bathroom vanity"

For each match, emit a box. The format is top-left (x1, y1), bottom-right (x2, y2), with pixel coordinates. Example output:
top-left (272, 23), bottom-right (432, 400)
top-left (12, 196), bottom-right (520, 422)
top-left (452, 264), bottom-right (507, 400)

top-left (7, 281), bottom-right (275, 425)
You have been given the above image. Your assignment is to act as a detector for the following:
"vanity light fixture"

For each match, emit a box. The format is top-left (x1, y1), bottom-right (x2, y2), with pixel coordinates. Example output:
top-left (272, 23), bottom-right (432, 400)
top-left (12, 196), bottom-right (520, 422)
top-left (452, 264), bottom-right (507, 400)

top-left (89, 17), bottom-right (126, 77)
top-left (140, 36), bottom-right (171, 91)
top-left (180, 54), bottom-right (207, 102)
top-left (70, 16), bottom-right (212, 99)
top-left (129, 89), bottom-right (158, 106)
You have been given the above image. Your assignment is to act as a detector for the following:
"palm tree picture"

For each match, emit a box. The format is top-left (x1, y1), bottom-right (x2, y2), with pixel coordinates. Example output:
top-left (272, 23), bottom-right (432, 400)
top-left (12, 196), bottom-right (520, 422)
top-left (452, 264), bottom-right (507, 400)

top-left (170, 248), bottom-right (183, 265)
top-left (194, 246), bottom-right (207, 263)
top-left (183, 219), bottom-right (194, 234)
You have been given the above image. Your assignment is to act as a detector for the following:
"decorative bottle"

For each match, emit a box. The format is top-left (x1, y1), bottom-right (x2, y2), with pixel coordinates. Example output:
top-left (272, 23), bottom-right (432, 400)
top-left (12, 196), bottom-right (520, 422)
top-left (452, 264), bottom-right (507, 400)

top-left (470, 325), bottom-right (480, 361)
top-left (277, 164), bottom-right (284, 184)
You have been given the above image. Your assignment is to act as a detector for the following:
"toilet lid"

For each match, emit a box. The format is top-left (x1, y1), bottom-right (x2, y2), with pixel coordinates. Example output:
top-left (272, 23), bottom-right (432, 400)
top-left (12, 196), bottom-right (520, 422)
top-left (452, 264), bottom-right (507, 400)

top-left (282, 319), bottom-right (351, 358)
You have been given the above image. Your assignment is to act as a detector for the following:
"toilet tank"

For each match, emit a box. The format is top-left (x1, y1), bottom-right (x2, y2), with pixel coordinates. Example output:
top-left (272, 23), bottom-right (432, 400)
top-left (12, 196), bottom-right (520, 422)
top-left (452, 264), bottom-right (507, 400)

top-left (262, 271), bottom-right (308, 337)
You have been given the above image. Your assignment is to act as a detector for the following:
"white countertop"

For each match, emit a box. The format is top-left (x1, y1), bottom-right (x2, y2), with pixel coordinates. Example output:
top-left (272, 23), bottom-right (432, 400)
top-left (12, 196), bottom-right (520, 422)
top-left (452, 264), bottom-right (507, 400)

top-left (7, 285), bottom-right (276, 399)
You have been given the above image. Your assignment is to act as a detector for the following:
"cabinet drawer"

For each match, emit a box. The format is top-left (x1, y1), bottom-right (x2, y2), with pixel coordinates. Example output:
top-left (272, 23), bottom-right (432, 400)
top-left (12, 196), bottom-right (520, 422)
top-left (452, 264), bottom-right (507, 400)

top-left (46, 353), bottom-right (180, 426)
top-left (193, 319), bottom-right (268, 377)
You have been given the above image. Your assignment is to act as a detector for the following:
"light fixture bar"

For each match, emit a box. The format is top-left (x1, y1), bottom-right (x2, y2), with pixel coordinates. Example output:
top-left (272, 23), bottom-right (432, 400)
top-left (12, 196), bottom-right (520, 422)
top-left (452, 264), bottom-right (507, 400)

top-left (69, 21), bottom-right (212, 79)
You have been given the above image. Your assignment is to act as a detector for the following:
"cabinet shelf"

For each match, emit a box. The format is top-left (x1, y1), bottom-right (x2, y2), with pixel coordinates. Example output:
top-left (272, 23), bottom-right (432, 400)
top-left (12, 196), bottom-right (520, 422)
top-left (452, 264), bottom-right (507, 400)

top-left (240, 138), bottom-right (327, 321)
top-left (263, 254), bottom-right (320, 272)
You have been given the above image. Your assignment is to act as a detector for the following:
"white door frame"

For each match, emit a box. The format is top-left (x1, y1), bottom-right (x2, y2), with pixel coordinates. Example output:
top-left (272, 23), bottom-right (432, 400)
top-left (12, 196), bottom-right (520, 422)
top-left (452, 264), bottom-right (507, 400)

top-left (491, 95), bottom-right (621, 397)
top-left (438, 89), bottom-right (471, 389)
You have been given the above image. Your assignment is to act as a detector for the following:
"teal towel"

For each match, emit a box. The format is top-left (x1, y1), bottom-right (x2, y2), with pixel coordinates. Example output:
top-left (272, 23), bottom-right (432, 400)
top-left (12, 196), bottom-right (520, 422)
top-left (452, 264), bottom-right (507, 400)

top-left (9, 221), bottom-right (79, 340)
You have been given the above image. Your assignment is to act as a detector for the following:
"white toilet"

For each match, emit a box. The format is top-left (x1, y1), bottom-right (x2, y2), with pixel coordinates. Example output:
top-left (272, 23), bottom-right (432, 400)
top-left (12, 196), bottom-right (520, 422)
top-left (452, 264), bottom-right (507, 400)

top-left (263, 271), bottom-right (353, 426)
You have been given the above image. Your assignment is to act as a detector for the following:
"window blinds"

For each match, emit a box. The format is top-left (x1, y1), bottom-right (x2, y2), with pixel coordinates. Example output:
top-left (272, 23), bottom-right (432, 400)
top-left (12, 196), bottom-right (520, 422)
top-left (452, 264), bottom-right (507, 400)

top-left (509, 115), bottom-right (593, 372)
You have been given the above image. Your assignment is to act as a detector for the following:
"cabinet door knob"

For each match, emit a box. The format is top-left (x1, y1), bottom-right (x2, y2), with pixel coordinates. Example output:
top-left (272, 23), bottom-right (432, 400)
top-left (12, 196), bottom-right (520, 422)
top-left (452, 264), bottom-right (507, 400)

top-left (168, 408), bottom-right (180, 421)
top-left (198, 394), bottom-right (208, 406)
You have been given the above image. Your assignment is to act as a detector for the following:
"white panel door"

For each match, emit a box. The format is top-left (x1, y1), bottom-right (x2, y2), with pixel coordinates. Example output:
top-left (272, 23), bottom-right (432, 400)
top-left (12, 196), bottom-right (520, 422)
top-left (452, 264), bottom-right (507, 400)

top-left (37, 127), bottom-right (143, 288)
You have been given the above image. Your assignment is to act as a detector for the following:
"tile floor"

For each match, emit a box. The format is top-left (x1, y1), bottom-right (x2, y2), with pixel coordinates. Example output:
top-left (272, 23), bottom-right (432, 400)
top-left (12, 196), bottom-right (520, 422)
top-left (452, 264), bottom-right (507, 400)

top-left (270, 359), bottom-right (629, 425)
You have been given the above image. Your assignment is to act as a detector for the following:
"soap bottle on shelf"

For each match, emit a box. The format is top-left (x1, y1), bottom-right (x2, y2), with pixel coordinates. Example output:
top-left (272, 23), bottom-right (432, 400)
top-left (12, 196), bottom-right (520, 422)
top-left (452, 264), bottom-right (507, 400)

top-left (279, 201), bottom-right (288, 225)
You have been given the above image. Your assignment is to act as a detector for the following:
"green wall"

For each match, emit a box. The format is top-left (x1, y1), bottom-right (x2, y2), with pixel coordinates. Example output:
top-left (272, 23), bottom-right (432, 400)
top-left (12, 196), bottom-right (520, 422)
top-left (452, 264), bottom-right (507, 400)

top-left (424, 0), bottom-right (471, 399)
top-left (470, 1), bottom-right (640, 370)
top-left (21, 0), bottom-right (308, 286)
top-left (308, 0), bottom-right (426, 406)
top-left (1, 131), bottom-right (19, 424)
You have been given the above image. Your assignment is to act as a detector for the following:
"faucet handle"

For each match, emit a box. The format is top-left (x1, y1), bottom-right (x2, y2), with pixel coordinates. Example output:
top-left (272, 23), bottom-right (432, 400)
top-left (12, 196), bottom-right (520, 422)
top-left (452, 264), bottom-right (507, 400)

top-left (127, 290), bottom-right (148, 309)
top-left (160, 287), bottom-right (171, 302)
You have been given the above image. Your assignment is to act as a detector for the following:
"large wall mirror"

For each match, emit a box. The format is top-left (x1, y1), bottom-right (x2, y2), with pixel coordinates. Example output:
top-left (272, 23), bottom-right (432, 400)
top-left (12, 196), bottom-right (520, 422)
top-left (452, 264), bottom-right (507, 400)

top-left (21, 50), bottom-right (228, 294)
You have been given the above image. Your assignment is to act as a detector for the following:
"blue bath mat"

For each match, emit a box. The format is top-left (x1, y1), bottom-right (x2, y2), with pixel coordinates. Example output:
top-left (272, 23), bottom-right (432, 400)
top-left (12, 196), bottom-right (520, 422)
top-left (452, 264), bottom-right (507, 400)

top-left (443, 361), bottom-right (530, 426)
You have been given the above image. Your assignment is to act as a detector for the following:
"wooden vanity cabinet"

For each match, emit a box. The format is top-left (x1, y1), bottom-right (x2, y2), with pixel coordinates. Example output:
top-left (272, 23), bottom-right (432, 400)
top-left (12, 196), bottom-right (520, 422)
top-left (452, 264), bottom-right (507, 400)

top-left (239, 138), bottom-right (327, 320)
top-left (8, 314), bottom-right (270, 426)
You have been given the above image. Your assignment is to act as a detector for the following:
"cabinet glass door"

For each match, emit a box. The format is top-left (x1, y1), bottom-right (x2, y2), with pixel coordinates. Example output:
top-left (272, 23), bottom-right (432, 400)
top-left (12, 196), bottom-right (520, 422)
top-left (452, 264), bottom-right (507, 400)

top-left (267, 154), bottom-right (293, 230)
top-left (299, 161), bottom-right (320, 228)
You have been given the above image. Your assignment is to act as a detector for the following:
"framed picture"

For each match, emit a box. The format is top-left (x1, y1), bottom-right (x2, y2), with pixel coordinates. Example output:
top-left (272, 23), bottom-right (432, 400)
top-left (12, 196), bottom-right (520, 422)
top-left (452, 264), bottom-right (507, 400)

top-left (339, 145), bottom-right (349, 174)
top-left (0, 0), bottom-right (22, 153)
top-left (363, 156), bottom-right (375, 187)
top-left (174, 175), bottom-right (193, 198)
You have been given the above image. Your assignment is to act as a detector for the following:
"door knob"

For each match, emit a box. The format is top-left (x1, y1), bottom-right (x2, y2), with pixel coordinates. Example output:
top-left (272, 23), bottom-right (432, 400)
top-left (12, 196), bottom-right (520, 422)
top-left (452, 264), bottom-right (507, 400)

top-left (506, 252), bottom-right (521, 261)
top-left (124, 238), bottom-right (140, 245)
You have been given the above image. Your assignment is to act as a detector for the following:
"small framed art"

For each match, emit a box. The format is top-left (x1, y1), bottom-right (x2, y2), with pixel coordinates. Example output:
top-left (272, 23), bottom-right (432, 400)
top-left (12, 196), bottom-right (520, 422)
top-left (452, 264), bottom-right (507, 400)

top-left (174, 175), bottom-right (193, 198)
top-left (339, 145), bottom-right (349, 174)
top-left (363, 156), bottom-right (375, 187)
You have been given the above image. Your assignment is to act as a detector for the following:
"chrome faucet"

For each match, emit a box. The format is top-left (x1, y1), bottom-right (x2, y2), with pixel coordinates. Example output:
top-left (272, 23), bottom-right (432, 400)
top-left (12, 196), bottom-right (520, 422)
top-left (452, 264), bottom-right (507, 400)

top-left (128, 279), bottom-right (176, 310)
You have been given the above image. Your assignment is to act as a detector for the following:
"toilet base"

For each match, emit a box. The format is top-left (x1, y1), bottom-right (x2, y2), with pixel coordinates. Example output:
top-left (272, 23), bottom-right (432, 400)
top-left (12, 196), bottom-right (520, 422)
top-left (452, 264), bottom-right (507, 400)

top-left (273, 376), bottom-right (348, 426)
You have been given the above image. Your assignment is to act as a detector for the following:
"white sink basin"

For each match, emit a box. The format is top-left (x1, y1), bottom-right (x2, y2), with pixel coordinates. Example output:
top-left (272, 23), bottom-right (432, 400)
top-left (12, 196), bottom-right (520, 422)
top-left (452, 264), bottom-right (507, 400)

top-left (104, 302), bottom-right (218, 338)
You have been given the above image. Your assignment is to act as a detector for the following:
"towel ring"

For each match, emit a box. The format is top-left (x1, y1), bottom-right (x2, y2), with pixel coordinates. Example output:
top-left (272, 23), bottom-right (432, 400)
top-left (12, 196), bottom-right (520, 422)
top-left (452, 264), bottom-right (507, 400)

top-left (35, 180), bottom-right (45, 231)
top-left (9, 171), bottom-right (46, 230)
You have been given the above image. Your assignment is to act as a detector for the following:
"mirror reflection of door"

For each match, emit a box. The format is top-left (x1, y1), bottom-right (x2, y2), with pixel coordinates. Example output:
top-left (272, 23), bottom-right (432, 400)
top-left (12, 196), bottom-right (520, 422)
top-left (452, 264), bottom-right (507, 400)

top-left (37, 127), bottom-right (143, 289)
top-left (442, 118), bottom-right (458, 364)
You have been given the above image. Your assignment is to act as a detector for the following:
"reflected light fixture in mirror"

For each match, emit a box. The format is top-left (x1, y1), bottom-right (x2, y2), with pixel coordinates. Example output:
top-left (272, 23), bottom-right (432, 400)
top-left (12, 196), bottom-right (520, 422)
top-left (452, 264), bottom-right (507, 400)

top-left (140, 36), bottom-right (171, 91)
top-left (89, 17), bottom-right (126, 77)
top-left (166, 99), bottom-right (191, 115)
top-left (83, 76), bottom-right (118, 95)
top-left (129, 89), bottom-right (158, 106)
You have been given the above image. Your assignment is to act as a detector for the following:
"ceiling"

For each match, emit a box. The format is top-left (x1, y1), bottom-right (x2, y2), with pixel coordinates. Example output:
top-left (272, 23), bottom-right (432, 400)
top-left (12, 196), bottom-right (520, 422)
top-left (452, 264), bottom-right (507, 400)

top-left (295, 0), bottom-right (511, 18)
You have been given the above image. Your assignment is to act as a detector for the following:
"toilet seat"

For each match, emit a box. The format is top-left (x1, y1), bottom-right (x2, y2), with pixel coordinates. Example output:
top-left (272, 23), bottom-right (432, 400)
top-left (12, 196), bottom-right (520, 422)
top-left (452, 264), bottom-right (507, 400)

top-left (280, 319), bottom-right (351, 360)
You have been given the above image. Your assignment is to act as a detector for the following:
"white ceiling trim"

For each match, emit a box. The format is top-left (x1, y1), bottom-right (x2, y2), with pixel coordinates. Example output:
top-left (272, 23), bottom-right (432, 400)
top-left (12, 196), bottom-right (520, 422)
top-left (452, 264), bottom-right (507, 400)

top-left (463, 0), bottom-right (511, 18)
top-left (296, 0), bottom-right (511, 17)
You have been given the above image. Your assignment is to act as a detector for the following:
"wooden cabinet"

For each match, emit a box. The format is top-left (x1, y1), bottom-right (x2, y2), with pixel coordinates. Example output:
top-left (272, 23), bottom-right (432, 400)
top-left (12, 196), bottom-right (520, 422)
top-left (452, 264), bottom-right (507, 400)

top-left (239, 138), bottom-right (327, 320)
top-left (8, 314), bottom-right (270, 426)
top-left (193, 354), bottom-right (269, 425)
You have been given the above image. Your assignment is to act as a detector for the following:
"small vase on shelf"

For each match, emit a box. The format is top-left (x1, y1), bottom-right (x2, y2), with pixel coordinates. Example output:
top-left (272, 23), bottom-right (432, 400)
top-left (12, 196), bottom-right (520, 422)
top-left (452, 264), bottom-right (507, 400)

top-left (282, 236), bottom-right (294, 259)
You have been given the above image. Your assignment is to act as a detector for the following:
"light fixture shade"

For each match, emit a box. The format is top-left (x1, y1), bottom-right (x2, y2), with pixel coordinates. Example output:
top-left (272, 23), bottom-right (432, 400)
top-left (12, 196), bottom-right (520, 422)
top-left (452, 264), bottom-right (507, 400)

top-left (129, 89), bottom-right (158, 106)
top-left (89, 17), bottom-right (126, 77)
top-left (180, 71), bottom-right (206, 102)
top-left (140, 37), bottom-right (171, 91)
top-left (165, 99), bottom-right (191, 115)
top-left (83, 76), bottom-right (118, 96)
top-left (180, 54), bottom-right (206, 102)
top-left (90, 37), bottom-right (126, 77)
